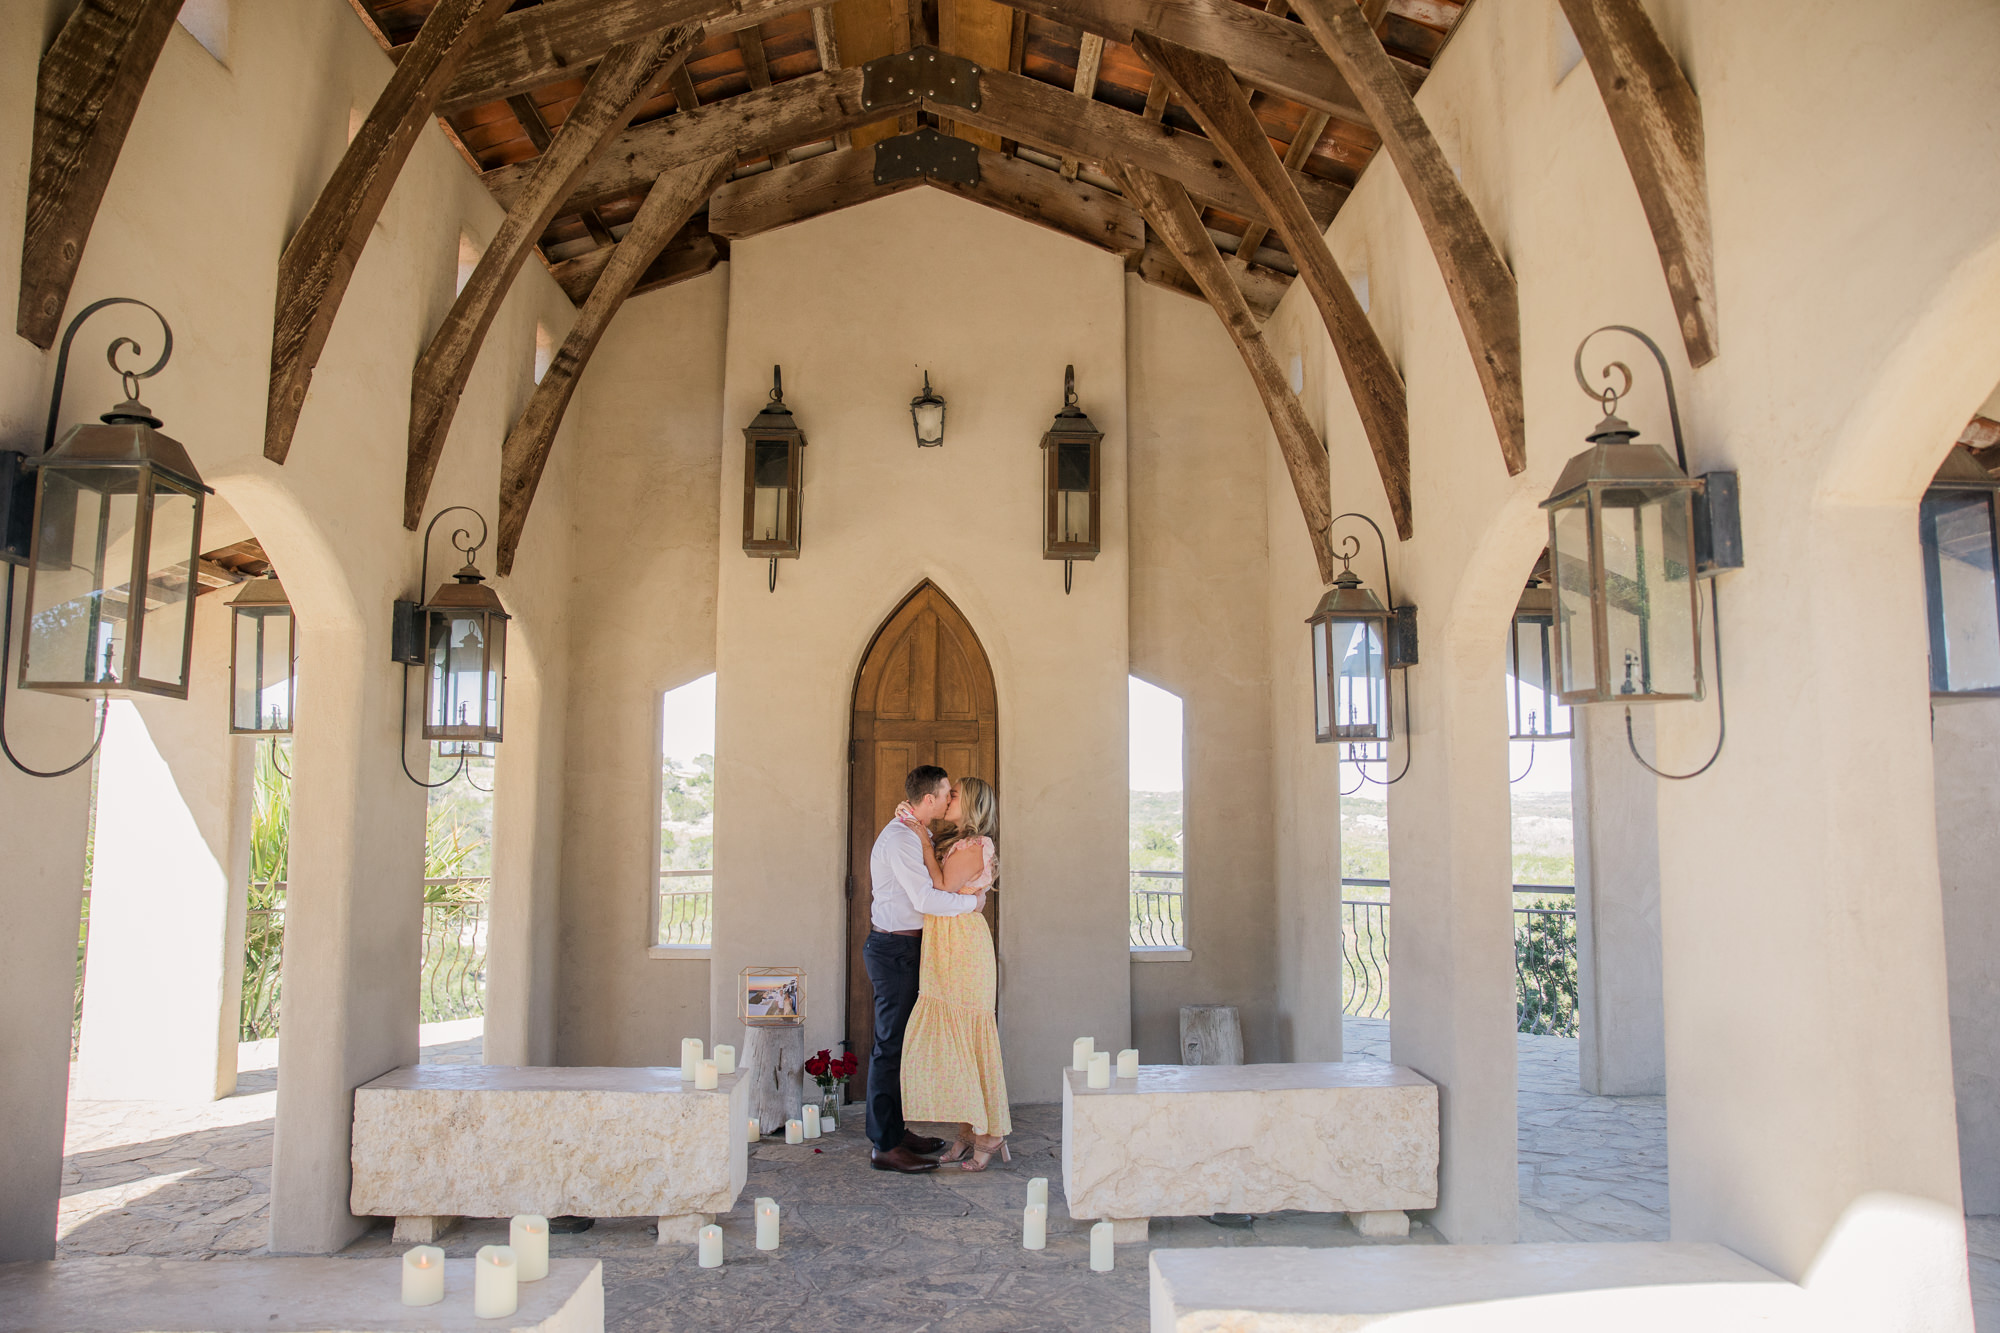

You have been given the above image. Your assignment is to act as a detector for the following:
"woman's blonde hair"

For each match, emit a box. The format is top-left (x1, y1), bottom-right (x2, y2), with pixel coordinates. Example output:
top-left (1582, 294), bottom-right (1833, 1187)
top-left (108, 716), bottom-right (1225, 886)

top-left (955, 776), bottom-right (997, 844)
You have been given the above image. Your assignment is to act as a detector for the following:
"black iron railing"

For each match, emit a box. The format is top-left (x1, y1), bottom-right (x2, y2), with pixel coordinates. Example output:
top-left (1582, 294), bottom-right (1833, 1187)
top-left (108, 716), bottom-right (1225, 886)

top-left (657, 870), bottom-right (714, 947)
top-left (1129, 869), bottom-right (1184, 949)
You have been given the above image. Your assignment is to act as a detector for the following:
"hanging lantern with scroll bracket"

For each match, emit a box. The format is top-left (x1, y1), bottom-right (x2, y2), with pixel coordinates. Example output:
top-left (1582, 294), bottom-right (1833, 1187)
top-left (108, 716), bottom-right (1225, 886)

top-left (1041, 365), bottom-right (1101, 593)
top-left (1508, 575), bottom-right (1572, 742)
top-left (228, 572), bottom-right (295, 735)
top-left (391, 507), bottom-right (508, 788)
top-left (1307, 514), bottom-right (1417, 780)
top-left (910, 371), bottom-right (946, 449)
top-left (743, 365), bottom-right (806, 591)
top-left (1920, 443), bottom-right (2000, 697)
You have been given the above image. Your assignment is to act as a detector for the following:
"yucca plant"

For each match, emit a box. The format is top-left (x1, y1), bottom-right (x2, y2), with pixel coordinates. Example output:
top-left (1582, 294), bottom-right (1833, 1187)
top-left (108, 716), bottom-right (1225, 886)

top-left (240, 741), bottom-right (291, 1040)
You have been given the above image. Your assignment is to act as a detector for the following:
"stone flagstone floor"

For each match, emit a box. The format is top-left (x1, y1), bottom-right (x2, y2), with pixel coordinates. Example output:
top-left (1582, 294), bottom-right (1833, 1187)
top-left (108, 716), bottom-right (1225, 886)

top-left (54, 1018), bottom-right (1999, 1331)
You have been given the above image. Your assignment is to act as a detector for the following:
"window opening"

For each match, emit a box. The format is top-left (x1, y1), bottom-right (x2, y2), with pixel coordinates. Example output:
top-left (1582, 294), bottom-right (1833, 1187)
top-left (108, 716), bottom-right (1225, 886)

top-left (1128, 676), bottom-right (1184, 951)
top-left (533, 323), bottom-right (554, 384)
top-left (658, 674), bottom-right (716, 948)
top-left (456, 232), bottom-right (481, 296)
top-left (177, 0), bottom-right (228, 63)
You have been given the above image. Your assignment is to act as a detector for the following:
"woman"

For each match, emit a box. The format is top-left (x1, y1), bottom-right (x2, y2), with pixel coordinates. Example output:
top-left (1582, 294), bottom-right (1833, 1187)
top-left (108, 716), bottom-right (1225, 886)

top-left (896, 776), bottom-right (1010, 1170)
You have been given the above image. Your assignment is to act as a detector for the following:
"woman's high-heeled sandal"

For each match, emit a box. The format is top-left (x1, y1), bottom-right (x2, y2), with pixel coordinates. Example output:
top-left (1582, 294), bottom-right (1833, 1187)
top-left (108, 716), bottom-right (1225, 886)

top-left (937, 1134), bottom-right (975, 1165)
top-left (959, 1135), bottom-right (1008, 1171)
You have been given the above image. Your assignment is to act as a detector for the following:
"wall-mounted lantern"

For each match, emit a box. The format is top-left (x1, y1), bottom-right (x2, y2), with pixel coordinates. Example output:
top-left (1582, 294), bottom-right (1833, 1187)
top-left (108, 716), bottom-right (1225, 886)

top-left (1508, 578), bottom-right (1573, 741)
top-left (743, 366), bottom-right (806, 591)
top-left (1920, 443), bottom-right (2000, 696)
top-left (1308, 514), bottom-right (1417, 762)
top-left (909, 371), bottom-right (946, 448)
top-left (393, 507), bottom-right (507, 787)
top-left (0, 299), bottom-right (205, 780)
top-left (228, 573), bottom-right (295, 734)
top-left (1041, 365), bottom-right (1101, 593)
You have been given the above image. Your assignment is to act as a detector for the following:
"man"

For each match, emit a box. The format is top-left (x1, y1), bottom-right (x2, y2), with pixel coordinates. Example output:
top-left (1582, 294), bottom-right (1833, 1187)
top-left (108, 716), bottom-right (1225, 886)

top-left (865, 764), bottom-right (982, 1172)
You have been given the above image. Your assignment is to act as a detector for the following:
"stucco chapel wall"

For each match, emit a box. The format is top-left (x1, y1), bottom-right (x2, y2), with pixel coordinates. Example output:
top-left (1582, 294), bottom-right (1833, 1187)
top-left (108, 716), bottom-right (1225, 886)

top-left (0, 0), bottom-right (579, 1255)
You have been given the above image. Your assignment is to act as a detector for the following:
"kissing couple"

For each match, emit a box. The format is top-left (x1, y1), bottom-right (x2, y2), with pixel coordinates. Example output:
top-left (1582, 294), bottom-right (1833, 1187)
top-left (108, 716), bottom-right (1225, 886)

top-left (863, 764), bottom-right (1012, 1173)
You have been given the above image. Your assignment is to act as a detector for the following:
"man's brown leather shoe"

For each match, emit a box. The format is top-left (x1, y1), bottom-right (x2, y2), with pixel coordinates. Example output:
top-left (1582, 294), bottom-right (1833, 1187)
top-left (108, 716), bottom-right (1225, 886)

top-left (870, 1146), bottom-right (940, 1173)
top-left (901, 1132), bottom-right (946, 1155)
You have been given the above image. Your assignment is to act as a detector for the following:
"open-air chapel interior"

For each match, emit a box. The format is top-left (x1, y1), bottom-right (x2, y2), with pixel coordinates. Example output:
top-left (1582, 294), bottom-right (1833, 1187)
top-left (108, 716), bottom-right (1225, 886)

top-left (2, 0), bottom-right (1999, 1328)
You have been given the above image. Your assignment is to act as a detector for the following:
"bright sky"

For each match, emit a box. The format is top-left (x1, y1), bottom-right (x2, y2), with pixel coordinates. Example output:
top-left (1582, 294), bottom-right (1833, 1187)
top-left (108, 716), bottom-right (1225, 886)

top-left (1508, 737), bottom-right (1572, 794)
top-left (661, 672), bottom-right (717, 765)
top-left (1129, 676), bottom-right (1184, 792)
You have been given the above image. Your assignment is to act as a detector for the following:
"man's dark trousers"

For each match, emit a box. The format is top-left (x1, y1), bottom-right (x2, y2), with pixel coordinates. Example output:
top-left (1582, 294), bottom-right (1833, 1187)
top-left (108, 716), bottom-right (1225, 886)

top-left (863, 930), bottom-right (921, 1152)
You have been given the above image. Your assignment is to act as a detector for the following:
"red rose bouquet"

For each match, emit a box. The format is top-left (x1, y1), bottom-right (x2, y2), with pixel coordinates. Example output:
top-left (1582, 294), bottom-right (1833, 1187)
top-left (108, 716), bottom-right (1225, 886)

top-left (805, 1048), bottom-right (859, 1095)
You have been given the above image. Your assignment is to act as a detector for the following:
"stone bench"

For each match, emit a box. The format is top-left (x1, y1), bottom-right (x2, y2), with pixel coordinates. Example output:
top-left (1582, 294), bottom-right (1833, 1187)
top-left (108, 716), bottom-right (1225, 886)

top-left (1062, 1060), bottom-right (1437, 1241)
top-left (0, 1255), bottom-right (603, 1332)
top-left (351, 1065), bottom-right (748, 1243)
top-left (1149, 1243), bottom-right (1812, 1331)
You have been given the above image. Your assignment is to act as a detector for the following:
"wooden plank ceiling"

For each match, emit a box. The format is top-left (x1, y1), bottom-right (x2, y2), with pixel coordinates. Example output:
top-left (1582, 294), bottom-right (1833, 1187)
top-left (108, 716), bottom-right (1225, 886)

top-left (347, 0), bottom-right (1469, 310)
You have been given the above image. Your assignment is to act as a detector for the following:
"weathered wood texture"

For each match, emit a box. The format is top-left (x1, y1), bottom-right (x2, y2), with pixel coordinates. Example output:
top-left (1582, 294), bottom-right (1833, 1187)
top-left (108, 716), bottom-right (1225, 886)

top-left (1135, 238), bottom-right (1287, 322)
top-left (741, 1023), bottom-right (806, 1135)
top-left (940, 64), bottom-right (1347, 230)
top-left (1133, 34), bottom-right (1408, 540)
top-left (436, 0), bottom-right (823, 113)
top-left (404, 25), bottom-right (702, 529)
top-left (1233, 106), bottom-right (1328, 267)
top-left (1291, 0), bottom-right (1524, 475)
top-left (484, 67), bottom-right (915, 216)
top-left (938, 0), bottom-right (1014, 150)
top-left (16, 0), bottom-right (184, 349)
top-left (710, 143), bottom-right (1143, 257)
top-left (1059, 32), bottom-right (1105, 180)
top-left (809, 5), bottom-right (852, 149)
top-left (496, 154), bottom-right (735, 573)
top-left (1180, 1004), bottom-right (1246, 1066)
top-left (547, 219), bottom-right (724, 304)
top-left (1557, 0), bottom-right (1717, 365)
top-left (1113, 164), bottom-right (1347, 576)
top-left (996, 0), bottom-right (1423, 124)
top-left (265, 0), bottom-right (512, 464)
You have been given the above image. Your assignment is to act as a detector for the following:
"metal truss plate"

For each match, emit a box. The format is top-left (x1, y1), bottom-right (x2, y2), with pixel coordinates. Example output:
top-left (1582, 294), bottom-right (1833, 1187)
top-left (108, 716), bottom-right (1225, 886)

top-left (873, 129), bottom-right (980, 186)
top-left (861, 45), bottom-right (983, 112)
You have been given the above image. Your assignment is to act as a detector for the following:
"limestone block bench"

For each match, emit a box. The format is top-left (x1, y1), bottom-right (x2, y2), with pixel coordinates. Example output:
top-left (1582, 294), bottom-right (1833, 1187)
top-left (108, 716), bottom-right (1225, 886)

top-left (1062, 1061), bottom-right (1437, 1242)
top-left (0, 1255), bottom-right (604, 1332)
top-left (1149, 1244), bottom-right (1812, 1331)
top-left (351, 1065), bottom-right (748, 1243)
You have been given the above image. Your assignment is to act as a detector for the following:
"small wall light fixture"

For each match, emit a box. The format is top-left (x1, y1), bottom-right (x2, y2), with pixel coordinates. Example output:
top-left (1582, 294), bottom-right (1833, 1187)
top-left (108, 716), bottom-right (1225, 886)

top-left (1041, 365), bottom-right (1101, 594)
top-left (1920, 444), bottom-right (2000, 697)
top-left (1309, 513), bottom-right (1416, 786)
top-left (910, 371), bottom-right (946, 448)
top-left (392, 506), bottom-right (508, 787)
top-left (743, 365), bottom-right (807, 591)
top-left (0, 298), bottom-right (207, 778)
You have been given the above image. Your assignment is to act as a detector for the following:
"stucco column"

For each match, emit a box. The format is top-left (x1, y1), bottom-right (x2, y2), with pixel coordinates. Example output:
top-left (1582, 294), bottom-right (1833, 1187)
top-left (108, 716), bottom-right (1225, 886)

top-left (485, 665), bottom-right (562, 1067)
top-left (268, 624), bottom-right (426, 1254)
top-left (1386, 644), bottom-right (1519, 1244)
top-left (76, 599), bottom-right (251, 1102)
top-left (1656, 498), bottom-right (1970, 1325)
top-left (1570, 707), bottom-right (1666, 1096)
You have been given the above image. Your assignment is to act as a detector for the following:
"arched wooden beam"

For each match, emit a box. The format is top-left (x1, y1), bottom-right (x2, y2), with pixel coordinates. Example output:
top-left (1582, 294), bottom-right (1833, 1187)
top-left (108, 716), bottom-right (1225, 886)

top-left (17, 0), bottom-right (184, 350)
top-left (1132, 34), bottom-right (1411, 536)
top-left (495, 154), bottom-right (736, 576)
top-left (1285, 0), bottom-right (1525, 475)
top-left (264, 0), bottom-right (512, 465)
top-left (404, 23), bottom-right (704, 531)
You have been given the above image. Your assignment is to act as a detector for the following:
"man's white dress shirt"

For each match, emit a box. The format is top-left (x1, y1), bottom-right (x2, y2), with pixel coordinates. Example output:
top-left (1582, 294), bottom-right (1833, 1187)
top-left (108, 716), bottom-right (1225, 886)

top-left (869, 819), bottom-right (980, 932)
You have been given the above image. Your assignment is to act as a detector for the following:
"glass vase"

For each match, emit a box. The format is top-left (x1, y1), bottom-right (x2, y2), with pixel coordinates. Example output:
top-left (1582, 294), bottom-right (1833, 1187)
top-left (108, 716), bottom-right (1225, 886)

top-left (819, 1084), bottom-right (841, 1127)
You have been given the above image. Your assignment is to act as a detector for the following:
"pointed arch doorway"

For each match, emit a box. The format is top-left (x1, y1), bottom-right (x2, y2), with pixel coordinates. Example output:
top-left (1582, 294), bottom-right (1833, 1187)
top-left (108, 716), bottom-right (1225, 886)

top-left (846, 582), bottom-right (999, 1105)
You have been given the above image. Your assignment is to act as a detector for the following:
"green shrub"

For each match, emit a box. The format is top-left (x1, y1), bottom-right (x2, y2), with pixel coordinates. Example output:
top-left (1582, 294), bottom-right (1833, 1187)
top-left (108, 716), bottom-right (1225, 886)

top-left (1515, 910), bottom-right (1579, 1037)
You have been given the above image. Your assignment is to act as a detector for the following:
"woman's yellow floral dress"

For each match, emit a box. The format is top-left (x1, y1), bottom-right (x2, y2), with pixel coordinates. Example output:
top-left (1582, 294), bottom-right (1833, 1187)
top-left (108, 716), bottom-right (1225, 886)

top-left (900, 836), bottom-right (1011, 1136)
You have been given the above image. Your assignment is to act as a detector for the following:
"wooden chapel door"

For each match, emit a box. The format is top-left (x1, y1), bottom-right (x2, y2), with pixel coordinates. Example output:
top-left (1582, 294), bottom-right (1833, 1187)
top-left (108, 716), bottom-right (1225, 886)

top-left (846, 583), bottom-right (998, 1105)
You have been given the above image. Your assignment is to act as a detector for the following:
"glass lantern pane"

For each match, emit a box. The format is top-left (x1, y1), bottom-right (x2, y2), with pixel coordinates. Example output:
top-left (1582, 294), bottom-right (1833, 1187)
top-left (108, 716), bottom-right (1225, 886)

top-left (233, 607), bottom-right (295, 731)
top-left (1056, 442), bottom-right (1092, 492)
top-left (913, 402), bottom-right (945, 445)
top-left (1600, 490), bottom-right (1697, 697)
top-left (1311, 619), bottom-right (1332, 741)
top-left (23, 472), bottom-right (133, 688)
top-left (751, 485), bottom-right (788, 545)
top-left (136, 482), bottom-right (199, 688)
top-left (1330, 619), bottom-right (1388, 739)
top-left (753, 440), bottom-right (791, 488)
top-left (1508, 615), bottom-right (1571, 738)
top-left (428, 612), bottom-right (488, 736)
top-left (485, 615), bottom-right (505, 742)
top-left (1921, 491), bottom-right (2000, 692)
top-left (1549, 501), bottom-right (1597, 697)
top-left (1058, 489), bottom-right (1091, 544)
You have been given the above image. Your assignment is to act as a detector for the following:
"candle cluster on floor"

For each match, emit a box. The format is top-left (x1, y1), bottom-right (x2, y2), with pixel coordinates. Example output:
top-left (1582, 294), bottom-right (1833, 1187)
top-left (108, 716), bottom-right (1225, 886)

top-left (399, 1214), bottom-right (551, 1313)
top-left (473, 1244), bottom-right (517, 1316)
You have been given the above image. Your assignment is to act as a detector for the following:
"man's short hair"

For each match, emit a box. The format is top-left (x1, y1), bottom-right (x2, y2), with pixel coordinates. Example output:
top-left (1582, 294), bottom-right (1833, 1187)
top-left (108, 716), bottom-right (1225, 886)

top-left (905, 765), bottom-right (949, 805)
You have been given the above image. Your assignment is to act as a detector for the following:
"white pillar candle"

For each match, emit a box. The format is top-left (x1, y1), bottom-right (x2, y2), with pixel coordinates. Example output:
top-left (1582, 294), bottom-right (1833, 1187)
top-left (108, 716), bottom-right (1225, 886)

top-left (400, 1246), bottom-right (444, 1306)
top-left (1089, 1221), bottom-right (1115, 1272)
top-left (1023, 1203), bottom-right (1047, 1250)
top-left (1088, 1050), bottom-right (1111, 1089)
top-left (697, 1224), bottom-right (724, 1268)
top-left (1072, 1036), bottom-right (1094, 1071)
top-left (802, 1105), bottom-right (820, 1138)
top-left (1117, 1048), bottom-right (1140, 1079)
top-left (755, 1199), bottom-right (780, 1250)
top-left (713, 1043), bottom-right (736, 1074)
top-left (680, 1037), bottom-right (703, 1082)
top-left (508, 1215), bottom-right (548, 1282)
top-left (785, 1118), bottom-right (803, 1144)
top-left (695, 1059), bottom-right (719, 1090)
top-left (1027, 1177), bottom-right (1048, 1208)
top-left (748, 1115), bottom-right (761, 1143)
top-left (474, 1244), bottom-right (518, 1318)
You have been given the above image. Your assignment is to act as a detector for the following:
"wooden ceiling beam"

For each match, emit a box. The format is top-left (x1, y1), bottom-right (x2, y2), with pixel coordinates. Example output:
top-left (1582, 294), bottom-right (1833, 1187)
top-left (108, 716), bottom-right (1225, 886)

top-left (265, 0), bottom-right (513, 464)
top-left (1112, 163), bottom-right (1344, 578)
top-left (1132, 33), bottom-right (1409, 537)
top-left (17, 0), bottom-right (184, 349)
top-left (1134, 237), bottom-right (1288, 322)
top-left (710, 147), bottom-right (923, 238)
top-left (1058, 33), bottom-right (1105, 180)
top-left (936, 65), bottom-right (1347, 231)
top-left (405, 24), bottom-right (703, 529)
top-left (809, 7), bottom-right (852, 148)
top-left (484, 67), bottom-right (917, 215)
top-left (1234, 104), bottom-right (1331, 268)
top-left (547, 216), bottom-right (725, 303)
top-left (437, 0), bottom-right (822, 114)
top-left (995, 0), bottom-right (1423, 126)
top-left (1290, 0), bottom-right (1524, 475)
top-left (497, 153), bottom-right (736, 575)
top-left (1557, 0), bottom-right (1718, 365)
